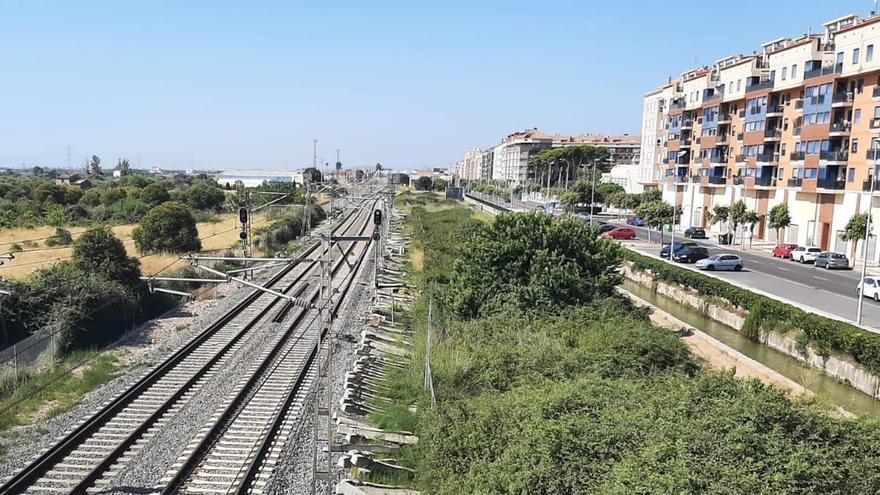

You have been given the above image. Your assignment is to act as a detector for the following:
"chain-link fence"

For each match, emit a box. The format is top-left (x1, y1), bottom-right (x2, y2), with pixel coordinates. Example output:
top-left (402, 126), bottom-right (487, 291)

top-left (0, 324), bottom-right (61, 395)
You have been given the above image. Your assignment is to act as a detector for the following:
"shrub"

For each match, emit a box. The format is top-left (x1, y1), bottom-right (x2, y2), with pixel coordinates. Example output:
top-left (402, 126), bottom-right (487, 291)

top-left (132, 201), bottom-right (202, 254)
top-left (44, 228), bottom-right (73, 246)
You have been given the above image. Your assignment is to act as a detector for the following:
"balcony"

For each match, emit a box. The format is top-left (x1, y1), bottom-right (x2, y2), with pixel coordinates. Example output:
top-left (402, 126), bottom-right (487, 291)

top-left (690, 174), bottom-right (701, 183)
top-left (755, 175), bottom-right (777, 187)
top-left (680, 139), bottom-right (693, 148)
top-left (817, 178), bottom-right (846, 190)
top-left (734, 154), bottom-right (745, 162)
top-left (763, 128), bottom-right (782, 141)
top-left (676, 156), bottom-right (690, 165)
top-left (681, 119), bottom-right (694, 130)
top-left (709, 154), bottom-right (727, 164)
top-left (708, 175), bottom-right (727, 185)
top-left (820, 149), bottom-right (849, 162)
top-left (756, 152), bottom-right (779, 164)
top-left (746, 79), bottom-right (774, 92)
top-left (829, 121), bottom-right (852, 136)
top-left (716, 134), bottom-right (729, 146)
top-left (736, 132), bottom-right (744, 141)
top-left (804, 65), bottom-right (841, 80)
top-left (871, 119), bottom-right (880, 132)
top-left (868, 149), bottom-right (880, 161)
top-left (793, 126), bottom-right (802, 137)
top-left (788, 177), bottom-right (803, 187)
top-left (766, 104), bottom-right (784, 116)
top-left (717, 113), bottom-right (732, 124)
top-left (732, 176), bottom-right (744, 185)
top-left (794, 99), bottom-right (804, 110)
top-left (864, 179), bottom-right (880, 191)
top-left (831, 92), bottom-right (855, 107)
top-left (673, 175), bottom-right (689, 184)
top-left (704, 93), bottom-right (720, 103)
top-left (789, 151), bottom-right (806, 161)
top-left (671, 99), bottom-right (686, 110)
top-left (874, 87), bottom-right (880, 99)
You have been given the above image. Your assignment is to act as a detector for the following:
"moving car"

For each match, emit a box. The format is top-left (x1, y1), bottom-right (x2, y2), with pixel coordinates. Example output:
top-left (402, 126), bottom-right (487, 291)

top-left (815, 252), bottom-right (850, 270)
top-left (628, 217), bottom-right (646, 227)
top-left (659, 241), bottom-right (698, 259)
top-left (790, 246), bottom-right (822, 263)
top-left (597, 224), bottom-right (617, 234)
top-left (683, 227), bottom-right (707, 239)
top-left (857, 277), bottom-right (880, 301)
top-left (771, 243), bottom-right (798, 259)
top-left (601, 227), bottom-right (637, 240)
top-left (695, 254), bottom-right (744, 271)
top-left (672, 246), bottom-right (709, 263)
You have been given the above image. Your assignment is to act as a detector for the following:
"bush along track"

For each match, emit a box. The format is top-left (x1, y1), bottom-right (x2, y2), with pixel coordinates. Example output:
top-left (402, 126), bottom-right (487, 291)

top-left (623, 250), bottom-right (880, 377)
top-left (334, 206), bottom-right (422, 493)
top-left (377, 194), bottom-right (880, 494)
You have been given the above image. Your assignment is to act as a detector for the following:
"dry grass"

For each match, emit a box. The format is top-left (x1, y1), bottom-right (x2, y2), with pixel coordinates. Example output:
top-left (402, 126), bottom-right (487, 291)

top-left (0, 212), bottom-right (272, 280)
top-left (410, 247), bottom-right (425, 272)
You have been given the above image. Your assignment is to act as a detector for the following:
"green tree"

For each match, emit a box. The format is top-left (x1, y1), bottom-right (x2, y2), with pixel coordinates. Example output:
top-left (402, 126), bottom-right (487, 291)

top-left (177, 183), bottom-right (225, 211)
top-left (709, 205), bottom-right (731, 237)
top-left (101, 187), bottom-right (127, 206)
top-left (635, 200), bottom-right (674, 244)
top-left (641, 188), bottom-right (662, 203)
top-left (33, 182), bottom-right (67, 204)
top-left (133, 201), bottom-right (202, 254)
top-left (79, 188), bottom-right (103, 207)
top-left (743, 210), bottom-right (760, 248)
top-left (560, 191), bottom-right (580, 212)
top-left (73, 228), bottom-right (142, 286)
top-left (730, 199), bottom-right (748, 247)
top-left (140, 182), bottom-right (171, 205)
top-left (768, 203), bottom-right (791, 244)
top-left (843, 212), bottom-right (872, 264)
top-left (414, 176), bottom-right (433, 191)
top-left (43, 204), bottom-right (67, 227)
top-left (449, 212), bottom-right (622, 318)
top-left (45, 227), bottom-right (73, 246)
top-left (433, 178), bottom-right (448, 191)
top-left (594, 182), bottom-right (625, 207)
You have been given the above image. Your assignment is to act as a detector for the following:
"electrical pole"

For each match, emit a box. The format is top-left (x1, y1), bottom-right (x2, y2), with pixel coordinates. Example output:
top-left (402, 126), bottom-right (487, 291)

top-left (857, 170), bottom-right (876, 325)
top-left (589, 159), bottom-right (598, 227)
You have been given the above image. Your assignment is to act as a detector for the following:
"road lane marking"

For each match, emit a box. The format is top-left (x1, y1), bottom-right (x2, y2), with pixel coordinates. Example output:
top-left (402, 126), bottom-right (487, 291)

top-left (777, 267), bottom-right (789, 271)
top-left (813, 276), bottom-right (828, 281)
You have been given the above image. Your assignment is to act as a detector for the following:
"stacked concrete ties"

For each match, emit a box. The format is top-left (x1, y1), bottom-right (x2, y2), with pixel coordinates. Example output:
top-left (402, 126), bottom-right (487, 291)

top-left (335, 208), bottom-right (420, 495)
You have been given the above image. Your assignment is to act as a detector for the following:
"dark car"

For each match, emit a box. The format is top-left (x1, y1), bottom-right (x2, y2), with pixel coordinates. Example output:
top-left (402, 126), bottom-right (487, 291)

top-left (597, 224), bottom-right (616, 234)
top-left (660, 241), bottom-right (698, 258)
top-left (628, 217), bottom-right (646, 226)
top-left (673, 246), bottom-right (709, 263)
top-left (684, 227), bottom-right (707, 239)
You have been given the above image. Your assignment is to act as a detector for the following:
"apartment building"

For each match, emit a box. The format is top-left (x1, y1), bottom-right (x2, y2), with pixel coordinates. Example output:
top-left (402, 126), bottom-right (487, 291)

top-left (640, 13), bottom-right (880, 261)
top-left (453, 129), bottom-right (640, 186)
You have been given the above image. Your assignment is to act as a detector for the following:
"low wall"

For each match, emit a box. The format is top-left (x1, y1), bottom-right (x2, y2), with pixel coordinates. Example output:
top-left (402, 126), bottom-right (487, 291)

top-left (622, 262), bottom-right (880, 399)
top-left (463, 194), bottom-right (506, 216)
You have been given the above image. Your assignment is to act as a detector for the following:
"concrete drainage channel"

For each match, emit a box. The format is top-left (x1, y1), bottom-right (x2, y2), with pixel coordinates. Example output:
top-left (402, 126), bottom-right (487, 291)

top-left (335, 208), bottom-right (422, 495)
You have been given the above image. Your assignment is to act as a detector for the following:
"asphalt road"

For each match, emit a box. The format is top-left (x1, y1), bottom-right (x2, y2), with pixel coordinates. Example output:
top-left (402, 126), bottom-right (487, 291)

top-left (614, 221), bottom-right (880, 330)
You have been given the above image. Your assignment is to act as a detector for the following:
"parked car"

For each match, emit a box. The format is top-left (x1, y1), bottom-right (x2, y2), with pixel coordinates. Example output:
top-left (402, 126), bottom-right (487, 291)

top-left (628, 217), bottom-right (646, 226)
top-left (695, 254), bottom-right (744, 271)
top-left (683, 227), bottom-right (707, 239)
top-left (790, 246), bottom-right (822, 263)
top-left (857, 277), bottom-right (880, 301)
top-left (771, 243), bottom-right (798, 259)
top-left (660, 241), bottom-right (698, 258)
top-left (815, 252), bottom-right (850, 270)
top-left (601, 227), bottom-right (637, 240)
top-left (672, 246), bottom-right (709, 263)
top-left (597, 224), bottom-right (617, 234)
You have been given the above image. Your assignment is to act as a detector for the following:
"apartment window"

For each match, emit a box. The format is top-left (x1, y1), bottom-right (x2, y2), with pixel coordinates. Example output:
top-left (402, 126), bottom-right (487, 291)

top-left (854, 48), bottom-right (861, 65)
top-left (792, 64), bottom-right (798, 78)
top-left (869, 44), bottom-right (875, 63)
top-left (837, 52), bottom-right (845, 67)
top-left (793, 167), bottom-right (800, 178)
top-left (859, 79), bottom-right (865, 94)
top-left (782, 67), bottom-right (787, 80)
top-left (852, 139), bottom-right (859, 154)
top-left (770, 69), bottom-right (776, 81)
top-left (875, 106), bottom-right (880, 119)
top-left (781, 143), bottom-right (787, 154)
top-left (856, 109), bottom-right (862, 124)
top-left (737, 79), bottom-right (741, 92)
top-left (804, 168), bottom-right (818, 179)
top-left (848, 168), bottom-right (856, 182)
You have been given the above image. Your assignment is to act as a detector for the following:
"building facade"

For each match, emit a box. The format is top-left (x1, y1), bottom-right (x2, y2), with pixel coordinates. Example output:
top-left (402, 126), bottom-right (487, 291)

top-left (641, 13), bottom-right (880, 261)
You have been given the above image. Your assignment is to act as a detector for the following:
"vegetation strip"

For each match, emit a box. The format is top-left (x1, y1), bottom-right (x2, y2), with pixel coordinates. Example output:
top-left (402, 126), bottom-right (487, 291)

top-left (379, 193), bottom-right (880, 493)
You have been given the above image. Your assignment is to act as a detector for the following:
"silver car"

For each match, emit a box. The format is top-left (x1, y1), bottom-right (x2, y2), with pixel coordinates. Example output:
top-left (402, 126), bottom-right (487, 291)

top-left (695, 254), bottom-right (744, 271)
top-left (815, 252), bottom-right (850, 270)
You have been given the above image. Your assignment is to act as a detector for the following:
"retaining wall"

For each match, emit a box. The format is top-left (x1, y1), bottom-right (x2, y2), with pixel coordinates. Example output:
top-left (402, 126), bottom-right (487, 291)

top-left (622, 262), bottom-right (880, 399)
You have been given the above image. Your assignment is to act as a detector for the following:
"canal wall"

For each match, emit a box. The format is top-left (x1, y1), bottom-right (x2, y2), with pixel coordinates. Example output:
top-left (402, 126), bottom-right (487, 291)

top-left (622, 262), bottom-right (880, 399)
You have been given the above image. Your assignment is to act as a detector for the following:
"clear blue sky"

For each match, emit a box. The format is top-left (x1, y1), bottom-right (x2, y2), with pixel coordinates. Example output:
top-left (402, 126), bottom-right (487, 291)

top-left (0, 1), bottom-right (868, 171)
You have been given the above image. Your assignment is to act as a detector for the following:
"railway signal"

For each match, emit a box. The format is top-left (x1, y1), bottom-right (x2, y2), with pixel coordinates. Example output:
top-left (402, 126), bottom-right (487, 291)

top-left (239, 207), bottom-right (249, 225)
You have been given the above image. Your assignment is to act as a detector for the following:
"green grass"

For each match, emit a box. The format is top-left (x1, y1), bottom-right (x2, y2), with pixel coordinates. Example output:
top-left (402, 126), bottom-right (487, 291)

top-left (0, 351), bottom-right (122, 432)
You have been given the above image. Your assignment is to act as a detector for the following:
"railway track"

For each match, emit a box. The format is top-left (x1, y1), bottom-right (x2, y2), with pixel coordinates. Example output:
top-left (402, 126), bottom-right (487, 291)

top-left (0, 196), bottom-right (379, 495)
top-left (159, 198), bottom-right (378, 494)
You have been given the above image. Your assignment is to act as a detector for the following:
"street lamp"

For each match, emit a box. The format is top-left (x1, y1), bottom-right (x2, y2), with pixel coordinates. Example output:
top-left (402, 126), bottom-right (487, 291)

top-left (857, 168), bottom-right (876, 325)
top-left (589, 158), bottom-right (598, 227)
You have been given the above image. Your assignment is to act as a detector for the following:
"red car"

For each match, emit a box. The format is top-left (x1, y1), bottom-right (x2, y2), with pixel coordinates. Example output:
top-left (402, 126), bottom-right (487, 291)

top-left (771, 243), bottom-right (798, 258)
top-left (602, 227), bottom-right (637, 240)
